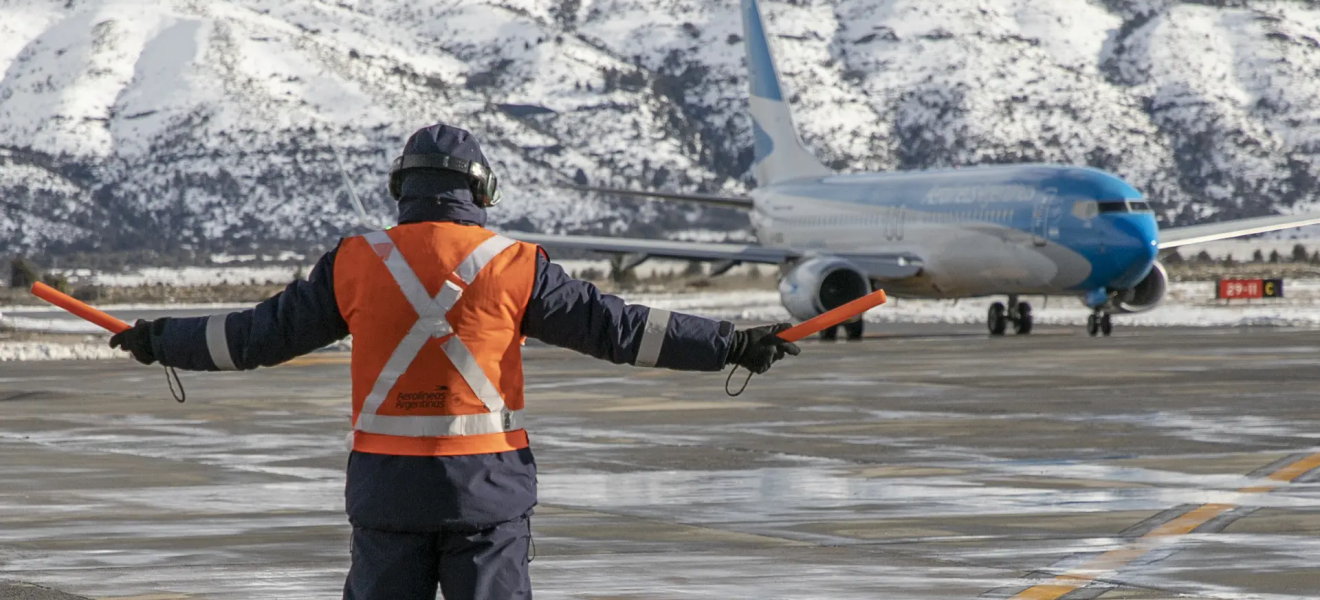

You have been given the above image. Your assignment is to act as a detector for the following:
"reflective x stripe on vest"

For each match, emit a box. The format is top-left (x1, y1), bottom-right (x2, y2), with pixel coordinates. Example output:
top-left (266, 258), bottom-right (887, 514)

top-left (352, 231), bottom-right (523, 438)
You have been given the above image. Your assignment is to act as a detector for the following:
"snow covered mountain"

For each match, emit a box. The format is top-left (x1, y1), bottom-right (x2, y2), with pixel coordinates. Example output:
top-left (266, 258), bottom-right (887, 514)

top-left (1, 0), bottom-right (1318, 256)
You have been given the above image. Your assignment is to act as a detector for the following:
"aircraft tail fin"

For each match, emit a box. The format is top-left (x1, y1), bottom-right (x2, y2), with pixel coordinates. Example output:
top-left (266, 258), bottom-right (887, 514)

top-left (742, 0), bottom-right (832, 186)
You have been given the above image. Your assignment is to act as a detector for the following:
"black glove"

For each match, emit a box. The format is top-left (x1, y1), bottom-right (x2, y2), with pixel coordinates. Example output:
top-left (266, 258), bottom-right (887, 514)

top-left (726, 323), bottom-right (801, 375)
top-left (109, 319), bottom-right (160, 365)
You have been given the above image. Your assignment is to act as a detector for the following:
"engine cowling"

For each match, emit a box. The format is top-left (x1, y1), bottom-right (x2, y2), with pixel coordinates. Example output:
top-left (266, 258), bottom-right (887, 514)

top-left (1113, 260), bottom-right (1167, 314)
top-left (778, 257), bottom-right (871, 321)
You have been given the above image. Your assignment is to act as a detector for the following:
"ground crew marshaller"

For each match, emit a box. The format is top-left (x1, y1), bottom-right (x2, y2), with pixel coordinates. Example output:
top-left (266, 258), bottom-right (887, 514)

top-left (109, 124), bottom-right (800, 600)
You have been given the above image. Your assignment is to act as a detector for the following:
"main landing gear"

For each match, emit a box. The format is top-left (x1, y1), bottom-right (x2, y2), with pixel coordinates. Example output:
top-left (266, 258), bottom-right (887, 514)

top-left (819, 319), bottom-right (865, 342)
top-left (988, 295), bottom-right (1033, 336)
top-left (1086, 310), bottom-right (1113, 337)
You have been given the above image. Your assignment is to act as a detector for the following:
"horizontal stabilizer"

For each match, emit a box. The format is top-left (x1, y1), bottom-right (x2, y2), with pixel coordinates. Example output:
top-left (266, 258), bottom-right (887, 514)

top-left (560, 185), bottom-right (753, 210)
top-left (1159, 212), bottom-right (1320, 249)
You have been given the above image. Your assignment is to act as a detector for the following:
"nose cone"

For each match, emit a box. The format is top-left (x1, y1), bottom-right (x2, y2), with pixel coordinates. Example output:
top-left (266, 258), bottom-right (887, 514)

top-left (1107, 214), bottom-right (1160, 288)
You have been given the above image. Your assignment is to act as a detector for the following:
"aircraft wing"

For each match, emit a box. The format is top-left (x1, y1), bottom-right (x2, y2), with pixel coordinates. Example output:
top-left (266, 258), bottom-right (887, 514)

top-left (1159, 212), bottom-right (1320, 249)
top-left (512, 233), bottom-right (794, 264)
top-left (510, 233), bottom-right (926, 280)
top-left (559, 185), bottom-right (754, 210)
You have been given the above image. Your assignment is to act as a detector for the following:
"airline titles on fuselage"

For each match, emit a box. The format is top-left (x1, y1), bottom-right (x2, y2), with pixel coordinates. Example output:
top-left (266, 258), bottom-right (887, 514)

top-left (922, 184), bottom-right (1053, 205)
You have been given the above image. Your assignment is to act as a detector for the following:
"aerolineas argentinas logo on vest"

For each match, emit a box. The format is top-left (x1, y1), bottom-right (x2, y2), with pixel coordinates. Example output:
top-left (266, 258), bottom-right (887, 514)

top-left (395, 386), bottom-right (449, 410)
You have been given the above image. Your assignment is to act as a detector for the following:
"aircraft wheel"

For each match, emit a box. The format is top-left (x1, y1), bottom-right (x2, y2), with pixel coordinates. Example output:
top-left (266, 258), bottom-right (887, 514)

top-left (843, 320), bottom-right (864, 341)
top-left (1087, 314), bottom-right (1100, 337)
top-left (819, 325), bottom-right (839, 342)
top-left (1014, 302), bottom-right (1033, 335)
top-left (988, 302), bottom-right (1007, 336)
top-left (1100, 313), bottom-right (1113, 337)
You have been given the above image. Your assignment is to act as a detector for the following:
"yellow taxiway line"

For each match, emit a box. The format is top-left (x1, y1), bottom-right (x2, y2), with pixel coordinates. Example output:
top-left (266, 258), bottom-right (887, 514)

top-left (1007, 452), bottom-right (1320, 600)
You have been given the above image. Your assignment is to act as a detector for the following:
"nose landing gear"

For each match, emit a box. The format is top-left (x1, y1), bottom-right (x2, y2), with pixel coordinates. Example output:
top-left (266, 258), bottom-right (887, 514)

top-left (1087, 311), bottom-right (1113, 337)
top-left (988, 295), bottom-right (1033, 336)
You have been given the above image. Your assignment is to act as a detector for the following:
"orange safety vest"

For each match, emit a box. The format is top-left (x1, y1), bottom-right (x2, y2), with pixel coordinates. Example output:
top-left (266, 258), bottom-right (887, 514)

top-left (333, 223), bottom-right (538, 456)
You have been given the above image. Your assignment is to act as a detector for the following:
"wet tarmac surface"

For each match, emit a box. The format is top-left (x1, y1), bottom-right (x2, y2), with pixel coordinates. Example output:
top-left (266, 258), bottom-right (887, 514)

top-left (0, 325), bottom-right (1317, 599)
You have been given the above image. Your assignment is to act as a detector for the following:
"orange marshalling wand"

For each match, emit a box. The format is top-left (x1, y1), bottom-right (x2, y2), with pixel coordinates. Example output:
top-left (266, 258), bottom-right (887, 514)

top-left (776, 289), bottom-right (887, 343)
top-left (29, 281), bottom-right (885, 342)
top-left (30, 282), bottom-right (131, 334)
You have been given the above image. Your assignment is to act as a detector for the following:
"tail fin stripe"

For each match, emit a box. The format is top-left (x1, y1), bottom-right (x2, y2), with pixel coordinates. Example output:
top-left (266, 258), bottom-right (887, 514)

top-left (743, 0), bottom-right (784, 101)
top-left (741, 0), bottom-right (832, 185)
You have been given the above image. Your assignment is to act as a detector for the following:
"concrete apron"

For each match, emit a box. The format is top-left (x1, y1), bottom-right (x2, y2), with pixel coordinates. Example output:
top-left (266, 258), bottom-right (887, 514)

top-left (0, 324), bottom-right (1316, 599)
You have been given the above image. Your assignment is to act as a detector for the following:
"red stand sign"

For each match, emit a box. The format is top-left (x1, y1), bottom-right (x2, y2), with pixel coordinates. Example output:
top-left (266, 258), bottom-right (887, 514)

top-left (1217, 278), bottom-right (1283, 300)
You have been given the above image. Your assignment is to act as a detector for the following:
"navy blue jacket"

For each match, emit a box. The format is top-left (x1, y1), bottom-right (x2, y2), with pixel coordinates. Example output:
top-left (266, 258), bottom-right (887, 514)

top-left (150, 198), bottom-right (734, 531)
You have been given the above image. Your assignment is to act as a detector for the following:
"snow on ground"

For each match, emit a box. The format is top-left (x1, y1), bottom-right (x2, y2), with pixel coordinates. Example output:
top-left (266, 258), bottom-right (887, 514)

top-left (61, 266), bottom-right (309, 287)
top-left (0, 315), bottom-right (114, 334)
top-left (631, 279), bottom-right (1320, 328)
top-left (0, 302), bottom-right (251, 313)
top-left (0, 300), bottom-right (252, 337)
top-left (0, 332), bottom-right (351, 361)
top-left (632, 291), bottom-right (1320, 328)
top-left (0, 303), bottom-right (253, 335)
top-left (32, 259), bottom-right (759, 289)
top-left (0, 341), bottom-right (122, 361)
top-left (8, 280), bottom-right (1320, 361)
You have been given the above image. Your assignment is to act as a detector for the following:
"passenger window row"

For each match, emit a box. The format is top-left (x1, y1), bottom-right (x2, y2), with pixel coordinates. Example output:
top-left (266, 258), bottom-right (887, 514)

top-left (775, 209), bottom-right (1015, 226)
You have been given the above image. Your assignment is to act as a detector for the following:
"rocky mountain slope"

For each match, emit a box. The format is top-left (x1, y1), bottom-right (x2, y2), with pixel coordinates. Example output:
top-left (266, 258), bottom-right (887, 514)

top-left (1, 0), bottom-right (1318, 256)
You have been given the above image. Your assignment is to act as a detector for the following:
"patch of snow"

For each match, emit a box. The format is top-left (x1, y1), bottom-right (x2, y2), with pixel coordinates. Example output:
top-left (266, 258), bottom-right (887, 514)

top-left (624, 279), bottom-right (1320, 328)
top-left (0, 315), bottom-right (109, 334)
top-left (11, 278), bottom-right (1320, 361)
top-left (0, 302), bottom-right (252, 313)
top-left (0, 341), bottom-right (123, 361)
top-left (0, 302), bottom-right (253, 334)
top-left (79, 266), bottom-right (309, 287)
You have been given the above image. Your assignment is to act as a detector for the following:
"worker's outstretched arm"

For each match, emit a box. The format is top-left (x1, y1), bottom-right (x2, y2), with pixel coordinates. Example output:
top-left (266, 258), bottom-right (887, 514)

top-left (521, 254), bottom-right (796, 373)
top-left (110, 249), bottom-right (350, 370)
top-left (520, 256), bottom-right (730, 370)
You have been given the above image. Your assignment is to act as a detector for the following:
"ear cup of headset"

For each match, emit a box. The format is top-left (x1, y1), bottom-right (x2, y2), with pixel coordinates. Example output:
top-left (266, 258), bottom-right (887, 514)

top-left (484, 173), bottom-right (501, 207)
top-left (470, 176), bottom-right (499, 207)
top-left (388, 157), bottom-right (404, 200)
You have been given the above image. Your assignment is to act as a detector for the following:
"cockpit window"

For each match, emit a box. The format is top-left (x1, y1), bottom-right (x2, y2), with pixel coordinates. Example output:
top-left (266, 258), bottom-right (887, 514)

top-left (1097, 200), bottom-right (1153, 214)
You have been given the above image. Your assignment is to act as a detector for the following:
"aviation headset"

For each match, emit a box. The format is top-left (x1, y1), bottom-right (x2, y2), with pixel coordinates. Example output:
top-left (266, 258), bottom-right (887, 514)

top-left (388, 153), bottom-right (502, 207)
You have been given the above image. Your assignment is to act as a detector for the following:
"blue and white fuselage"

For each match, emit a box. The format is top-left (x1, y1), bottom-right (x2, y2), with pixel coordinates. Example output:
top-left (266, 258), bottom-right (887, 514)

top-left (751, 165), bottom-right (1158, 300)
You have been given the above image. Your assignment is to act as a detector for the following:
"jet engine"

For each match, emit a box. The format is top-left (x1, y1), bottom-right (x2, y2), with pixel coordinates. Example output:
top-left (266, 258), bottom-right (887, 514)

top-left (778, 257), bottom-right (871, 321)
top-left (1113, 261), bottom-right (1167, 314)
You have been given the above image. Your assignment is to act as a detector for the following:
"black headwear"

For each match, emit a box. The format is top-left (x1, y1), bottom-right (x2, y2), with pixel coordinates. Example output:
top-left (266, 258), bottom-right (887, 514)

top-left (389, 124), bottom-right (501, 208)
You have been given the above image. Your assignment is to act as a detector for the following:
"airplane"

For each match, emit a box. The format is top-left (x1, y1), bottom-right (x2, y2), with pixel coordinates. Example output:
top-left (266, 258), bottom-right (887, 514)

top-left (513, 0), bottom-right (1320, 340)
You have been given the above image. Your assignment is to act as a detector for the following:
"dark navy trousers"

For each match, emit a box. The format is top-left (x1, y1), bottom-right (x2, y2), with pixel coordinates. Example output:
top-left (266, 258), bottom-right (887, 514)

top-left (343, 513), bottom-right (532, 600)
